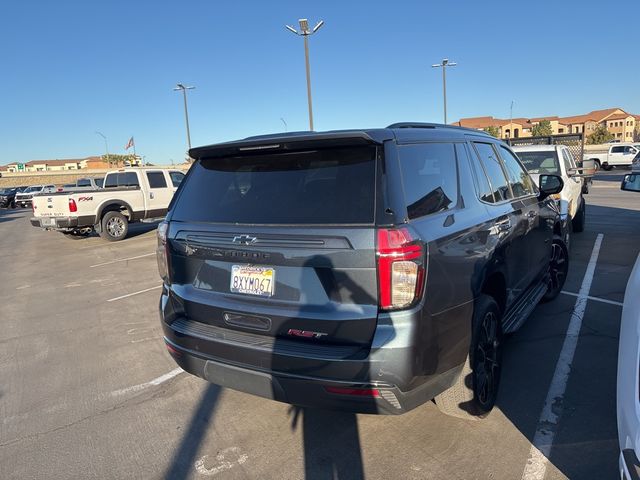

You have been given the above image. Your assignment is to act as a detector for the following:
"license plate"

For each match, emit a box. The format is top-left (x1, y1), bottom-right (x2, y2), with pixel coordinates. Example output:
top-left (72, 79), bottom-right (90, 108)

top-left (42, 218), bottom-right (56, 227)
top-left (230, 265), bottom-right (275, 297)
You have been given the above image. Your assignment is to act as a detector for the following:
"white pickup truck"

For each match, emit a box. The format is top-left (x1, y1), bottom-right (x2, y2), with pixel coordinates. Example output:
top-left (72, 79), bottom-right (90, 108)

top-left (513, 145), bottom-right (594, 249)
top-left (583, 143), bottom-right (639, 171)
top-left (30, 168), bottom-right (185, 241)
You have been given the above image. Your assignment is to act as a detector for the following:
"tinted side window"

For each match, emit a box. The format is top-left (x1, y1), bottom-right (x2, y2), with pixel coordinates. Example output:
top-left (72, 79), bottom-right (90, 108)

top-left (464, 143), bottom-right (494, 202)
top-left (105, 172), bottom-right (140, 187)
top-left (499, 146), bottom-right (535, 197)
top-left (611, 146), bottom-right (624, 153)
top-left (474, 143), bottom-right (511, 202)
top-left (146, 171), bottom-right (167, 189)
top-left (397, 143), bottom-right (458, 219)
top-left (170, 171), bottom-right (185, 187)
top-left (77, 179), bottom-right (91, 187)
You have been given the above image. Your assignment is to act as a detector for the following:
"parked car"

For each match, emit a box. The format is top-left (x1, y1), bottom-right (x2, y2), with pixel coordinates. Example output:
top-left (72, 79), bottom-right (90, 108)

top-left (0, 188), bottom-right (19, 208)
top-left (57, 177), bottom-right (103, 192)
top-left (15, 184), bottom-right (56, 208)
top-left (513, 145), bottom-right (592, 249)
top-left (617, 173), bottom-right (640, 480)
top-left (158, 123), bottom-right (567, 419)
top-left (583, 143), bottom-right (638, 171)
top-left (30, 168), bottom-right (185, 240)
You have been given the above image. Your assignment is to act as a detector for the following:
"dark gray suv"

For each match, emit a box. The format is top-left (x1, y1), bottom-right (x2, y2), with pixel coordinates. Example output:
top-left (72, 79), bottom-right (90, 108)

top-left (158, 123), bottom-right (567, 419)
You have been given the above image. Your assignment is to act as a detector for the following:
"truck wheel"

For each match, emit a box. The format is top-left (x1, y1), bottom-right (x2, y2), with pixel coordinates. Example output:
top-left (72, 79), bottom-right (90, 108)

top-left (100, 211), bottom-right (129, 241)
top-left (435, 295), bottom-right (503, 420)
top-left (602, 162), bottom-right (613, 171)
top-left (593, 159), bottom-right (601, 171)
top-left (541, 236), bottom-right (569, 303)
top-left (572, 200), bottom-right (586, 233)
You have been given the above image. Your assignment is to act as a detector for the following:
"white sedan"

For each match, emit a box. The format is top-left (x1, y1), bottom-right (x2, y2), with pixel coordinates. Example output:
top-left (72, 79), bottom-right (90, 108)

top-left (618, 173), bottom-right (640, 479)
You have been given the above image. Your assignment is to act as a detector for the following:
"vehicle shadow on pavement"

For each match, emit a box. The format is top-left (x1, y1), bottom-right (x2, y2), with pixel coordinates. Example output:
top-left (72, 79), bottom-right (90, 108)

top-left (275, 256), bottom-right (376, 480)
top-left (0, 209), bottom-right (24, 223)
top-left (289, 407), bottom-right (365, 480)
top-left (163, 384), bottom-right (221, 480)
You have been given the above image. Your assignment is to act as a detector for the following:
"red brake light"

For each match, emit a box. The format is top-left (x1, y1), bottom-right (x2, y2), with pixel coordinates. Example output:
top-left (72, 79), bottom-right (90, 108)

top-left (68, 198), bottom-right (77, 212)
top-left (376, 228), bottom-right (425, 310)
top-left (324, 386), bottom-right (381, 398)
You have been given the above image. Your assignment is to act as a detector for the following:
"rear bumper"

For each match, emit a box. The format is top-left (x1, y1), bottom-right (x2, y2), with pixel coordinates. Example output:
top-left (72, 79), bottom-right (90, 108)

top-left (160, 285), bottom-right (468, 414)
top-left (163, 335), bottom-right (462, 415)
top-left (30, 215), bottom-right (94, 229)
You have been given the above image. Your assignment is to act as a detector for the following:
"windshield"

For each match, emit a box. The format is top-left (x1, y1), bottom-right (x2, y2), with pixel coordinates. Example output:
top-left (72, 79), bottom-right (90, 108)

top-left (172, 146), bottom-right (377, 225)
top-left (22, 186), bottom-right (42, 193)
top-left (0, 188), bottom-right (14, 194)
top-left (515, 151), bottom-right (560, 175)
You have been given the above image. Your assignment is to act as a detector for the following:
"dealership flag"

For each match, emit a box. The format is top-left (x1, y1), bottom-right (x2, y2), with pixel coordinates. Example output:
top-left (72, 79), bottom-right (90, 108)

top-left (125, 136), bottom-right (135, 150)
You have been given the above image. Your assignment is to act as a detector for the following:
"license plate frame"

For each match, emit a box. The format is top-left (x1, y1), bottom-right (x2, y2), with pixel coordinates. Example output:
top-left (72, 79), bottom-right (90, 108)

top-left (42, 217), bottom-right (56, 227)
top-left (230, 265), bottom-right (275, 298)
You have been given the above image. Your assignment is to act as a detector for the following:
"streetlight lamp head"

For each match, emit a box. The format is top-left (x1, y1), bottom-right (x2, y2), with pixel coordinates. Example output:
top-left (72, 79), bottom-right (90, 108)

top-left (442, 58), bottom-right (449, 65)
top-left (175, 83), bottom-right (185, 89)
top-left (298, 18), bottom-right (309, 33)
top-left (312, 20), bottom-right (324, 33)
top-left (285, 24), bottom-right (298, 34)
top-left (431, 63), bottom-right (441, 68)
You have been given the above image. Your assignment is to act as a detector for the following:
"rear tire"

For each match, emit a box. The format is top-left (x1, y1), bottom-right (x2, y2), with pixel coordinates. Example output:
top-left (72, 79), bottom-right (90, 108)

top-left (435, 295), bottom-right (503, 420)
top-left (602, 162), bottom-right (613, 171)
top-left (541, 236), bottom-right (569, 303)
top-left (99, 211), bottom-right (129, 241)
top-left (572, 199), bottom-right (586, 233)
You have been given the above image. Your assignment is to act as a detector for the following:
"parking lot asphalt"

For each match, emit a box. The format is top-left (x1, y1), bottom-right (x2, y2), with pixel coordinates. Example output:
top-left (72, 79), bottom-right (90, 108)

top-left (1, 170), bottom-right (638, 480)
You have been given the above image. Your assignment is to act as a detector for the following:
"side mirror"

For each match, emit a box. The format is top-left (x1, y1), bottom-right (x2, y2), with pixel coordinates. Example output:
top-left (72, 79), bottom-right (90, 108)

top-left (621, 174), bottom-right (640, 193)
top-left (539, 174), bottom-right (564, 198)
top-left (569, 158), bottom-right (596, 177)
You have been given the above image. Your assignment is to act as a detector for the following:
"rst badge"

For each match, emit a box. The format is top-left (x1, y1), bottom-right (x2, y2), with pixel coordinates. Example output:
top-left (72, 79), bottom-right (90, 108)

top-left (287, 328), bottom-right (328, 339)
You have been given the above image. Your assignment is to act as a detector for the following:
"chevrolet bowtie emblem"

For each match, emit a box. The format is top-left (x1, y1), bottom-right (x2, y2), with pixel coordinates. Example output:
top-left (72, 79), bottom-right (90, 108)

top-left (232, 235), bottom-right (258, 245)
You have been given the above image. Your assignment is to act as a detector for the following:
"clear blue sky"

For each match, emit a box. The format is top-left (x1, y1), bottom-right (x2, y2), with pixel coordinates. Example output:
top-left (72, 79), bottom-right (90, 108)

top-left (1, 0), bottom-right (638, 165)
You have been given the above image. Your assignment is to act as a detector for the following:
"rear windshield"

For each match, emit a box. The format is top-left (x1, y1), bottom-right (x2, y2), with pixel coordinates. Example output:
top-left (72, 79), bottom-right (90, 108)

top-left (515, 151), bottom-right (560, 175)
top-left (171, 146), bottom-right (377, 225)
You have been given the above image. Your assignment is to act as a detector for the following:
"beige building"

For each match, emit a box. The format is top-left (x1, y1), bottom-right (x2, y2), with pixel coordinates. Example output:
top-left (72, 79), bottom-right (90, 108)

top-left (454, 107), bottom-right (640, 141)
top-left (2, 156), bottom-right (107, 173)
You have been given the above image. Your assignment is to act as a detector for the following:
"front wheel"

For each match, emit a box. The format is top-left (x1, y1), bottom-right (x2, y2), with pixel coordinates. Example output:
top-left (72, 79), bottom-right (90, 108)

top-left (602, 162), bottom-right (613, 171)
top-left (541, 236), bottom-right (569, 303)
top-left (435, 295), bottom-right (503, 420)
top-left (99, 211), bottom-right (129, 241)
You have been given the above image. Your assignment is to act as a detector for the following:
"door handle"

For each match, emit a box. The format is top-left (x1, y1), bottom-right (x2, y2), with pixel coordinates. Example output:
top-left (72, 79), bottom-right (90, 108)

top-left (495, 218), bottom-right (512, 232)
top-left (150, 192), bottom-right (155, 199)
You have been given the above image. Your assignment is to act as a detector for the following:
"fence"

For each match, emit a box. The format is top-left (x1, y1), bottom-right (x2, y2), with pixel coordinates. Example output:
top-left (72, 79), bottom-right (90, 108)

top-left (506, 133), bottom-right (585, 165)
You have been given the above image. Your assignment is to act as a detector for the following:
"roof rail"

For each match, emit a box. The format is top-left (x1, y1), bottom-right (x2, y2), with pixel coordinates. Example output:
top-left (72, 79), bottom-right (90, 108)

top-left (387, 122), bottom-right (492, 136)
top-left (386, 122), bottom-right (439, 129)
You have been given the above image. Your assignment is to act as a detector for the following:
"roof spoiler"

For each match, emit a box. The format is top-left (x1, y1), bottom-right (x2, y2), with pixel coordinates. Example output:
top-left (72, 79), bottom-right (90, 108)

top-left (188, 131), bottom-right (385, 160)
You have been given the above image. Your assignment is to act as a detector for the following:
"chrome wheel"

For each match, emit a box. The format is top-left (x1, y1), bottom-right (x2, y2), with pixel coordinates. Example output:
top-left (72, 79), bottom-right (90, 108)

top-left (106, 217), bottom-right (125, 238)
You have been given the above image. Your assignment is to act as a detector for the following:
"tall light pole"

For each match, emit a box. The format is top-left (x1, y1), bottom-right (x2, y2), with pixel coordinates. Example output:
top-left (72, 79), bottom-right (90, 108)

top-left (509, 100), bottom-right (515, 139)
top-left (95, 131), bottom-right (109, 166)
top-left (431, 58), bottom-right (457, 124)
top-left (285, 18), bottom-right (324, 131)
top-left (173, 83), bottom-right (195, 151)
top-left (280, 117), bottom-right (288, 132)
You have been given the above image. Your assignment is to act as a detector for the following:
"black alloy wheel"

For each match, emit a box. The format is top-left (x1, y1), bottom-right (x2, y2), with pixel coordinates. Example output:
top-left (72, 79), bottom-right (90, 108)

top-left (542, 237), bottom-right (569, 302)
top-left (473, 310), bottom-right (501, 410)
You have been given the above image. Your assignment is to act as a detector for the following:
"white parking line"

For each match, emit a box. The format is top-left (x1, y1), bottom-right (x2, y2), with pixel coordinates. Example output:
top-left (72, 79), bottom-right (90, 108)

top-left (110, 368), bottom-right (183, 397)
top-left (521, 233), bottom-right (604, 480)
top-left (106, 285), bottom-right (162, 302)
top-left (560, 290), bottom-right (623, 307)
top-left (90, 252), bottom-right (155, 268)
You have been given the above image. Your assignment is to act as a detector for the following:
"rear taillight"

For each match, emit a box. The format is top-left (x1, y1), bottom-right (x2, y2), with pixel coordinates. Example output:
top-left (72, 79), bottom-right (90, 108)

top-left (68, 198), bottom-right (77, 212)
top-left (376, 227), bottom-right (425, 310)
top-left (157, 221), bottom-right (170, 282)
top-left (324, 386), bottom-right (381, 398)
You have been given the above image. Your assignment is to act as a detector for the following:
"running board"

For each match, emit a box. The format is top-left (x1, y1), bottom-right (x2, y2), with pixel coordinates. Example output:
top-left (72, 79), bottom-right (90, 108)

top-left (502, 281), bottom-right (548, 334)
